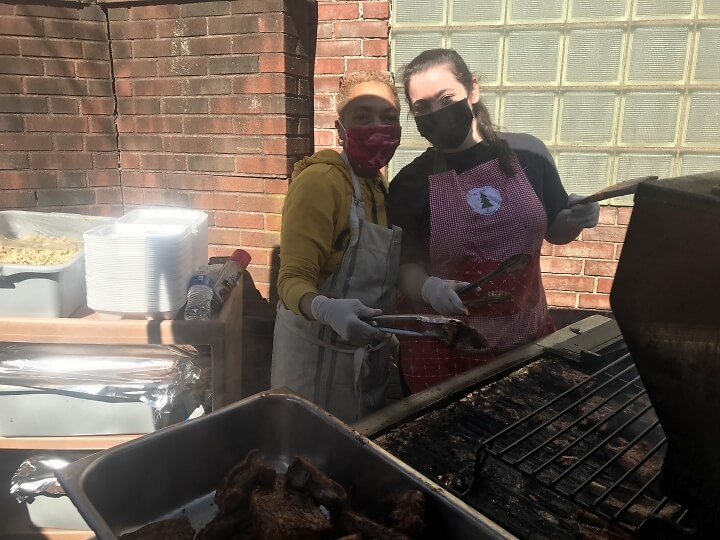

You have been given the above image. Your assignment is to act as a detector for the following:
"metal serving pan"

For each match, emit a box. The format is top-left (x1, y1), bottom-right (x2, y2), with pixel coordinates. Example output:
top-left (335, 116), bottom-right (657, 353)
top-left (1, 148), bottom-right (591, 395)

top-left (56, 391), bottom-right (513, 539)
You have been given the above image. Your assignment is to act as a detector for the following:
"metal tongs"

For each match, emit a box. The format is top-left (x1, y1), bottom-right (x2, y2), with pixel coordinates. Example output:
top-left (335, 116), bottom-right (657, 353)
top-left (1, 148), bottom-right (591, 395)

top-left (365, 314), bottom-right (488, 350)
top-left (456, 253), bottom-right (532, 297)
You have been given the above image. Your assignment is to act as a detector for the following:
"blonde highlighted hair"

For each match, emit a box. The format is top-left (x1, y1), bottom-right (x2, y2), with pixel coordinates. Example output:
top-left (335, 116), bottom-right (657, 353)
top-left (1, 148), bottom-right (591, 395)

top-left (336, 71), bottom-right (400, 116)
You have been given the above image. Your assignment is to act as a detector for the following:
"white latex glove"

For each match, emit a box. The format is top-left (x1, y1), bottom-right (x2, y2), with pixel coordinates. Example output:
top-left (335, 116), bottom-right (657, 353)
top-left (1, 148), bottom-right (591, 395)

top-left (310, 295), bottom-right (384, 346)
top-left (567, 194), bottom-right (600, 228)
top-left (421, 276), bottom-right (470, 316)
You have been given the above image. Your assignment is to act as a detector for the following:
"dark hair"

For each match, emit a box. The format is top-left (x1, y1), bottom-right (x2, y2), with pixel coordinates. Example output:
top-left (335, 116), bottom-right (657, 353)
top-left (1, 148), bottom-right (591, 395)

top-left (402, 48), bottom-right (515, 176)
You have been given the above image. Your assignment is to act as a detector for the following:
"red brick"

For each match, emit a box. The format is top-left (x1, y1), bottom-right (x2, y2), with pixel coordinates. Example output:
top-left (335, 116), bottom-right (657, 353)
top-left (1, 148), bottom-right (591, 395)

top-left (314, 130), bottom-right (336, 147)
top-left (20, 39), bottom-right (82, 58)
top-left (80, 6), bottom-right (106, 22)
top-left (135, 116), bottom-right (183, 133)
top-left (0, 75), bottom-right (22, 93)
top-left (545, 291), bottom-right (578, 308)
top-left (135, 79), bottom-right (182, 97)
top-left (209, 96), bottom-right (261, 114)
top-left (29, 152), bottom-right (92, 170)
top-left (237, 194), bottom-right (285, 213)
top-left (187, 36), bottom-right (232, 56)
top-left (120, 153), bottom-right (139, 169)
top-left (581, 225), bottom-right (627, 243)
top-left (182, 78), bottom-right (232, 95)
top-left (318, 3), bottom-right (359, 20)
top-left (617, 207), bottom-right (633, 225)
top-left (139, 153), bottom-right (187, 170)
top-left (265, 213), bottom-right (282, 231)
top-left (76, 60), bottom-right (111, 79)
top-left (231, 0), bottom-right (284, 14)
top-left (260, 55), bottom-right (308, 76)
top-left (40, 59), bottom-right (74, 77)
top-left (258, 13), bottom-right (290, 33)
top-left (164, 136), bottom-right (212, 153)
top-left (26, 77), bottom-right (87, 95)
top-left (346, 57), bottom-right (389, 72)
top-left (26, 116), bottom-right (87, 132)
top-left (596, 278), bottom-right (614, 294)
top-left (542, 274), bottom-right (595, 292)
top-left (363, 39), bottom-right (388, 57)
top-left (554, 241), bottom-right (615, 260)
top-left (259, 116), bottom-right (288, 135)
top-left (539, 257), bottom-right (583, 274)
top-left (584, 260), bottom-right (618, 277)
top-left (215, 176), bottom-right (263, 193)
top-left (180, 1), bottom-right (231, 17)
top-left (212, 136), bottom-right (262, 154)
top-left (90, 117), bottom-right (117, 133)
top-left (264, 179), bottom-right (289, 195)
top-left (165, 173), bottom-right (216, 190)
top-left (53, 134), bottom-right (83, 151)
top-left (317, 22), bottom-right (333, 39)
top-left (0, 36), bottom-right (19, 54)
top-left (85, 135), bottom-right (118, 152)
top-left (315, 57), bottom-right (345, 75)
top-left (114, 80), bottom-right (132, 97)
top-left (0, 190), bottom-right (35, 208)
top-left (0, 152), bottom-right (28, 169)
top-left (130, 4), bottom-right (180, 20)
top-left (0, 133), bottom-right (51, 150)
top-left (541, 241), bottom-right (554, 256)
top-left (0, 56), bottom-right (42, 76)
top-left (241, 230), bottom-right (280, 248)
top-left (188, 154), bottom-right (235, 172)
top-left (95, 187), bottom-right (123, 204)
top-left (116, 117), bottom-right (134, 134)
top-left (83, 41), bottom-right (109, 60)
top-left (185, 116), bottom-right (234, 134)
top-left (118, 97), bottom-right (160, 115)
top-left (208, 14), bottom-right (258, 35)
top-left (190, 192), bottom-right (238, 211)
top-left (262, 137), bottom-right (309, 156)
top-left (598, 206), bottom-right (618, 225)
top-left (157, 18), bottom-right (207, 38)
top-left (122, 171), bottom-right (167, 188)
top-left (93, 152), bottom-right (118, 169)
top-left (158, 57), bottom-right (208, 77)
top-left (208, 227), bottom-right (242, 245)
top-left (362, 2), bottom-right (390, 19)
top-left (232, 34), bottom-right (286, 54)
top-left (333, 21), bottom-right (387, 39)
top-left (0, 170), bottom-right (57, 190)
top-left (132, 39), bottom-right (174, 58)
top-left (121, 188), bottom-right (144, 204)
top-left (57, 170), bottom-right (87, 188)
top-left (109, 20), bottom-right (157, 40)
top-left (43, 20), bottom-right (77, 39)
top-left (0, 17), bottom-right (44, 37)
top-left (235, 156), bottom-right (293, 176)
top-left (0, 5), bottom-right (13, 15)
top-left (79, 97), bottom-right (114, 115)
top-left (316, 39), bottom-right (361, 57)
top-left (614, 244), bottom-right (623, 260)
top-left (232, 74), bottom-right (292, 94)
top-left (47, 98), bottom-right (77, 114)
top-left (314, 75), bottom-right (342, 93)
top-left (88, 79), bottom-right (112, 97)
top-left (87, 169), bottom-right (120, 187)
top-left (215, 211), bottom-right (264, 229)
top-left (578, 294), bottom-right (610, 310)
top-left (15, 5), bottom-right (80, 19)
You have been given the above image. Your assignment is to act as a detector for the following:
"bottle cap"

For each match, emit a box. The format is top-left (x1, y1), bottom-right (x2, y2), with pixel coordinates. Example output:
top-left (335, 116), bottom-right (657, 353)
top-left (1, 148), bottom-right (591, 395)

top-left (229, 249), bottom-right (251, 270)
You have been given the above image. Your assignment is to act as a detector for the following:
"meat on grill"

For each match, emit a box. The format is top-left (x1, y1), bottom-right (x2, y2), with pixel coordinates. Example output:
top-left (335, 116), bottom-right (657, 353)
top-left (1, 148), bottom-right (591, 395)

top-left (382, 489), bottom-right (426, 535)
top-left (250, 474), bottom-right (332, 540)
top-left (339, 510), bottom-right (412, 540)
top-left (286, 455), bottom-right (348, 508)
top-left (119, 516), bottom-right (195, 540)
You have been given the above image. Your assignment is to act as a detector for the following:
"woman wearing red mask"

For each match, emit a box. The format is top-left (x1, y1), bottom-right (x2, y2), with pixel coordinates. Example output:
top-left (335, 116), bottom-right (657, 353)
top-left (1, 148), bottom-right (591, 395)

top-left (389, 49), bottom-right (600, 394)
top-left (272, 71), bottom-right (403, 423)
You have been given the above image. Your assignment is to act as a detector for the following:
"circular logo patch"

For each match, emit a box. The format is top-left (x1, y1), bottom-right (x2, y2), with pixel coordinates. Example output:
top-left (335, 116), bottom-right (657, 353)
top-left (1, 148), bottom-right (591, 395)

top-left (467, 186), bottom-right (502, 215)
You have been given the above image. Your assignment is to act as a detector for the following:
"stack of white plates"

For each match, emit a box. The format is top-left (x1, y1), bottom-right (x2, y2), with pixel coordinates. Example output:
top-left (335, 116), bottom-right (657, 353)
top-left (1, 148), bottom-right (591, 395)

top-left (83, 223), bottom-right (193, 317)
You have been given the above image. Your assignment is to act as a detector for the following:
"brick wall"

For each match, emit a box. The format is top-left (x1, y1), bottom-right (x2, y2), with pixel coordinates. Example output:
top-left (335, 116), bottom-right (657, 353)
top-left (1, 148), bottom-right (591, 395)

top-left (107, 0), bottom-right (314, 297)
top-left (0, 2), bottom-right (121, 216)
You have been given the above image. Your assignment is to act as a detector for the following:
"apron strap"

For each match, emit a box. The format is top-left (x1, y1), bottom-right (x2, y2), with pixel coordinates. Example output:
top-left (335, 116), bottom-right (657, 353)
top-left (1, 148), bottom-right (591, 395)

top-left (340, 151), bottom-right (364, 247)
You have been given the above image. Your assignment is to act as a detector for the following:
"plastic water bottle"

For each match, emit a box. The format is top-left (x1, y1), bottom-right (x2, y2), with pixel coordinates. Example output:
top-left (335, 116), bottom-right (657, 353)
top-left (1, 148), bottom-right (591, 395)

top-left (184, 265), bottom-right (214, 321)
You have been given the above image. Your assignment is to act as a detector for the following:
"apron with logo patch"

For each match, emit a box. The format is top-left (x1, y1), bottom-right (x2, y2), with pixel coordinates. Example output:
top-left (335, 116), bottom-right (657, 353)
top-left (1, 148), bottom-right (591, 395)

top-left (271, 154), bottom-right (402, 423)
top-left (399, 150), bottom-right (554, 393)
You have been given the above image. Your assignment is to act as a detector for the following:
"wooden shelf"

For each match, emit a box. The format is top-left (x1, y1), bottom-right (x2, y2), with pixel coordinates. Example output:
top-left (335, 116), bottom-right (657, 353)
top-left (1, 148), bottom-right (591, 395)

top-left (0, 435), bottom-right (141, 451)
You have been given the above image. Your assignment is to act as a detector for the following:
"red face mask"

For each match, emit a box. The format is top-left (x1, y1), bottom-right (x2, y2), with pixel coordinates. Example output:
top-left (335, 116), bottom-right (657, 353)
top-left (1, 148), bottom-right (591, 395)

top-left (340, 123), bottom-right (402, 174)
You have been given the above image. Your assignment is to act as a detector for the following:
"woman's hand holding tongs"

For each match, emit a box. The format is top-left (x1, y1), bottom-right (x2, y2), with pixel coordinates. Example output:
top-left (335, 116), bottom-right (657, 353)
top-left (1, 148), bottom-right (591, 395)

top-left (421, 276), bottom-right (470, 316)
top-left (310, 296), bottom-right (385, 346)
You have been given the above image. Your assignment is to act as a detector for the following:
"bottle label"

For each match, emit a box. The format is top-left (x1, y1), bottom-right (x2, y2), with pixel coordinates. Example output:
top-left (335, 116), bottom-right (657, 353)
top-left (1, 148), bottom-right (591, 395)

top-left (189, 274), bottom-right (213, 288)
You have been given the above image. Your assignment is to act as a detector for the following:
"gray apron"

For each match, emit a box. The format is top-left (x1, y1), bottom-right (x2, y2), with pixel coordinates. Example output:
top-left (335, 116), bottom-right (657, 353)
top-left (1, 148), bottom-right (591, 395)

top-left (271, 154), bottom-right (402, 423)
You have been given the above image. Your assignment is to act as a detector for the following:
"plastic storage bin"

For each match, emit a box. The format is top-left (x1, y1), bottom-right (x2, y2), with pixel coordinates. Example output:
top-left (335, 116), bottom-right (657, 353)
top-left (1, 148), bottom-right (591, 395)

top-left (0, 211), bottom-right (114, 318)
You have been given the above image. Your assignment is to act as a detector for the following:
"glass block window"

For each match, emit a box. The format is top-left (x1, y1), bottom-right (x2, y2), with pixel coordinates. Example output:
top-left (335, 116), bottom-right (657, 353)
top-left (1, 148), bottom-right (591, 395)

top-left (390, 0), bottom-right (720, 205)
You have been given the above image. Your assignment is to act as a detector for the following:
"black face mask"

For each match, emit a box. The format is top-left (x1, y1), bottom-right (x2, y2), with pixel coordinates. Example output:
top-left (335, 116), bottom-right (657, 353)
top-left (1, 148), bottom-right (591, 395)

top-left (413, 99), bottom-right (474, 150)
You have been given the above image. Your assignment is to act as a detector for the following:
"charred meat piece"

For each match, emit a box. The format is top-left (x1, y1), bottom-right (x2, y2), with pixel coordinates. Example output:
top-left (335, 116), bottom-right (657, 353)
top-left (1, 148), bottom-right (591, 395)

top-left (250, 474), bottom-right (333, 540)
top-left (214, 448), bottom-right (276, 513)
top-left (286, 455), bottom-right (348, 508)
top-left (336, 535), bottom-right (362, 540)
top-left (382, 489), bottom-right (425, 535)
top-left (340, 510), bottom-right (411, 540)
top-left (120, 516), bottom-right (195, 540)
top-left (442, 320), bottom-right (488, 350)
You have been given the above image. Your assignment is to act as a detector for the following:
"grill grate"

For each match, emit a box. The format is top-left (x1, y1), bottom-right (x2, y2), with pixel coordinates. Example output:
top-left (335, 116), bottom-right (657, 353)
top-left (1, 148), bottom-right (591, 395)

top-left (469, 352), bottom-right (687, 534)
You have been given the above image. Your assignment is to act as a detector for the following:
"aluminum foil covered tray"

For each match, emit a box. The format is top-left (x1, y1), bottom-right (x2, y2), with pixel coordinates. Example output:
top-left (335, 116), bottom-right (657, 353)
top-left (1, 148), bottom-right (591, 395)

top-left (56, 392), bottom-right (512, 540)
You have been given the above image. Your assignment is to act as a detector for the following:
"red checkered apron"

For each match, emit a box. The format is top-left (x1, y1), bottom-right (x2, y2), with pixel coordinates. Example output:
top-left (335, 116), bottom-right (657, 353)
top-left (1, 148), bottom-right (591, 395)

top-left (399, 153), bottom-right (555, 393)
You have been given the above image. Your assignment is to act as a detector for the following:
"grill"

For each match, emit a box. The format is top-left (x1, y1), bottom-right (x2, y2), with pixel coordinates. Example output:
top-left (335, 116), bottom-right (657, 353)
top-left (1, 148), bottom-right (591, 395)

top-left (359, 319), bottom-right (693, 539)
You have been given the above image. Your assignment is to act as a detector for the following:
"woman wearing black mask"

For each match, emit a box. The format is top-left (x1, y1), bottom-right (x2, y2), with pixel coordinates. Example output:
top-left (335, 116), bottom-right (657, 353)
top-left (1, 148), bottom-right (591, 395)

top-left (388, 49), bottom-right (599, 394)
top-left (272, 71), bottom-right (403, 422)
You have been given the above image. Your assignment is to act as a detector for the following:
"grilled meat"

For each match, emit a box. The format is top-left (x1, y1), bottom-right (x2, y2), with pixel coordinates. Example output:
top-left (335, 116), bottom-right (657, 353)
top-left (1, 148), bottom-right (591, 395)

top-left (340, 510), bottom-right (411, 540)
top-left (214, 448), bottom-right (277, 513)
top-left (382, 489), bottom-right (425, 535)
top-left (119, 516), bottom-right (195, 540)
top-left (286, 455), bottom-right (347, 508)
top-left (442, 320), bottom-right (488, 350)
